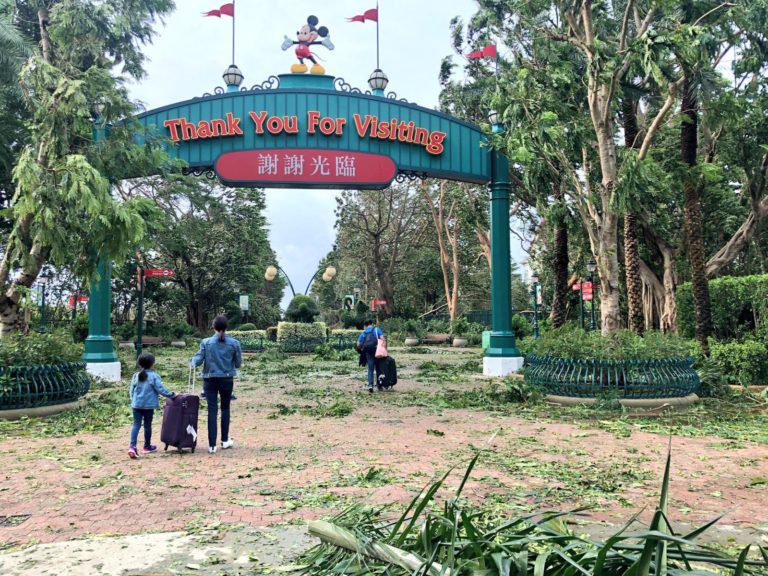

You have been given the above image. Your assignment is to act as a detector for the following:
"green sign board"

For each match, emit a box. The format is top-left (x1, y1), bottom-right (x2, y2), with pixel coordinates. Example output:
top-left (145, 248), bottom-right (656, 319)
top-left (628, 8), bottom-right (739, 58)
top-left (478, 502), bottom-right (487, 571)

top-left (134, 74), bottom-right (491, 188)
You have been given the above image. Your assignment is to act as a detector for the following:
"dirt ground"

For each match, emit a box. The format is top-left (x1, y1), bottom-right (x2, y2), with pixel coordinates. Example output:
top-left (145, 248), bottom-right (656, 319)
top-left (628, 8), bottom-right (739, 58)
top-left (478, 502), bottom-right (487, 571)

top-left (1, 347), bottom-right (767, 574)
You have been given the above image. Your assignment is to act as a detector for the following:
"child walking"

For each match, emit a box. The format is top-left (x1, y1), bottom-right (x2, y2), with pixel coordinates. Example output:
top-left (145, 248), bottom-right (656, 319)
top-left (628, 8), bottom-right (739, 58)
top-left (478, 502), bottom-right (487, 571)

top-left (128, 353), bottom-right (176, 459)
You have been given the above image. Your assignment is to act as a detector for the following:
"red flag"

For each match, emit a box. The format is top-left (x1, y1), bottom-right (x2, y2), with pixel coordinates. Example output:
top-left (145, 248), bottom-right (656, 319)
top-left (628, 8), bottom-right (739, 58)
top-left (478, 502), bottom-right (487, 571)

top-left (467, 44), bottom-right (497, 60)
top-left (348, 7), bottom-right (378, 22)
top-left (203, 3), bottom-right (234, 18)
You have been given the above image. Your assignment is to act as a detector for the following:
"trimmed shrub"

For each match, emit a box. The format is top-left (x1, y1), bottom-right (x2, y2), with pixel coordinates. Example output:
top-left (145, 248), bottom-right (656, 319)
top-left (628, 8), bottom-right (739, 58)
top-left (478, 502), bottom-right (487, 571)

top-left (519, 325), bottom-right (697, 360)
top-left (277, 321), bottom-right (327, 350)
top-left (228, 329), bottom-right (267, 339)
top-left (285, 295), bottom-right (320, 323)
top-left (330, 329), bottom-right (361, 338)
top-left (237, 323), bottom-right (257, 331)
top-left (266, 326), bottom-right (278, 342)
top-left (0, 332), bottom-right (83, 366)
top-left (677, 274), bottom-right (768, 340)
top-left (511, 314), bottom-right (533, 340)
top-left (709, 339), bottom-right (768, 387)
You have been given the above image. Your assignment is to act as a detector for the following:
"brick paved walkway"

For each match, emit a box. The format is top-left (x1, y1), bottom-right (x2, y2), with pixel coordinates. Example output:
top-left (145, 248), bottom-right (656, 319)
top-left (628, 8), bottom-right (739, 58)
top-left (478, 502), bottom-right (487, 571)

top-left (1, 356), bottom-right (767, 549)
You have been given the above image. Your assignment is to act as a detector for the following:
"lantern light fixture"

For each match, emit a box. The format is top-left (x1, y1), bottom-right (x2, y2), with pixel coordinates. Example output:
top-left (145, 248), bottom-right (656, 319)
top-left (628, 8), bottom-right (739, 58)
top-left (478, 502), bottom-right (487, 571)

top-left (368, 68), bottom-right (389, 95)
top-left (223, 64), bottom-right (244, 91)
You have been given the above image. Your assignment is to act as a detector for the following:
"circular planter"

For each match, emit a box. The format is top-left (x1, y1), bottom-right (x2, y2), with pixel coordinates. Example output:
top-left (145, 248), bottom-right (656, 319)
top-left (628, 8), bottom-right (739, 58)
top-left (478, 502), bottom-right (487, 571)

top-left (452, 337), bottom-right (469, 348)
top-left (404, 337), bottom-right (420, 347)
top-left (524, 354), bottom-right (700, 400)
top-left (0, 362), bottom-right (91, 412)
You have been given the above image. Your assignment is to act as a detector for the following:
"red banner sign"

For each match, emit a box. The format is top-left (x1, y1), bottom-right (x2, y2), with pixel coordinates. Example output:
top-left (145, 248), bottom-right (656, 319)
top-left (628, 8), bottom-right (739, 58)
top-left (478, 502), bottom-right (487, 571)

top-left (68, 295), bottom-right (89, 309)
top-left (370, 299), bottom-right (388, 308)
top-left (215, 149), bottom-right (397, 189)
top-left (144, 269), bottom-right (175, 278)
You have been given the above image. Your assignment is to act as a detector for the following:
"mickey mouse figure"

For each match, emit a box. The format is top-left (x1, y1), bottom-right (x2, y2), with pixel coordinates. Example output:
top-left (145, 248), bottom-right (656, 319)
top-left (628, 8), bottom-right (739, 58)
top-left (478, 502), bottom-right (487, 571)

top-left (281, 15), bottom-right (335, 75)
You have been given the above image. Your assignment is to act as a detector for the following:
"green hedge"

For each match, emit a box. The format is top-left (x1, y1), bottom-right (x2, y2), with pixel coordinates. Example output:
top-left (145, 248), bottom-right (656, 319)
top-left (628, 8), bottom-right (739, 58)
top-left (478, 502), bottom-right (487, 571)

top-left (0, 332), bottom-right (83, 366)
top-left (229, 330), bottom-right (267, 339)
top-left (331, 329), bottom-right (361, 338)
top-left (277, 322), bottom-right (327, 345)
top-left (709, 339), bottom-right (768, 387)
top-left (519, 326), bottom-right (697, 360)
top-left (677, 275), bottom-right (768, 340)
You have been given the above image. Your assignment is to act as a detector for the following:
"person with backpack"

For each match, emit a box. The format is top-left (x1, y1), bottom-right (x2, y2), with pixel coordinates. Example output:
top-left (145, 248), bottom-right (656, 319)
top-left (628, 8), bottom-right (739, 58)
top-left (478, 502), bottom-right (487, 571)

top-left (190, 315), bottom-right (242, 454)
top-left (357, 320), bottom-right (383, 393)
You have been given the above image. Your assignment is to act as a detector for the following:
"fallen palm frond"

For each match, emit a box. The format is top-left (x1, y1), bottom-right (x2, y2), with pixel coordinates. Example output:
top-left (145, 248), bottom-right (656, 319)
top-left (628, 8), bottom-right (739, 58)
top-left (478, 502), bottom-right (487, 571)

top-left (300, 453), bottom-right (768, 576)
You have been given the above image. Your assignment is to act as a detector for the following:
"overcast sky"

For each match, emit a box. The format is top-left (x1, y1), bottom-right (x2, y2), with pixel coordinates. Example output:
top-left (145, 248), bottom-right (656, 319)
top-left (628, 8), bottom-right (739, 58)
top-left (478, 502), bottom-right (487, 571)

top-left (128, 0), bottom-right (526, 308)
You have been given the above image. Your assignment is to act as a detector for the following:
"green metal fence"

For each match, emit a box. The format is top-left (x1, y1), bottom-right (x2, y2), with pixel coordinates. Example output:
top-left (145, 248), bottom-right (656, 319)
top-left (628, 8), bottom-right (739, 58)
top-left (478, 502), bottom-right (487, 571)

top-left (524, 354), bottom-right (700, 399)
top-left (0, 362), bottom-right (91, 410)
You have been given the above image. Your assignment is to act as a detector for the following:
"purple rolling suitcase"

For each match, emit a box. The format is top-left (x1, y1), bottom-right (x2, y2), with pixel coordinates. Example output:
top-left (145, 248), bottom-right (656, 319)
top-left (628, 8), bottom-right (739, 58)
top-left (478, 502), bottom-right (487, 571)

top-left (161, 368), bottom-right (199, 453)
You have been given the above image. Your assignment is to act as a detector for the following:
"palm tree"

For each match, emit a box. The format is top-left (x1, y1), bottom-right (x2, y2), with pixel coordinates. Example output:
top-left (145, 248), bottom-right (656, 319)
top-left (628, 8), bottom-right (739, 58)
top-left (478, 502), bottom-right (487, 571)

top-left (0, 16), bottom-right (30, 172)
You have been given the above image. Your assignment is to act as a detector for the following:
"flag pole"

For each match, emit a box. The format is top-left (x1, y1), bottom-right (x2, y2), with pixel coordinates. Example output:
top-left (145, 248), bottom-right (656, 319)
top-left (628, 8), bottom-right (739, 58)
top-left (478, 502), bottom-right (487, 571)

top-left (232, 0), bottom-right (236, 64)
top-left (376, 1), bottom-right (380, 69)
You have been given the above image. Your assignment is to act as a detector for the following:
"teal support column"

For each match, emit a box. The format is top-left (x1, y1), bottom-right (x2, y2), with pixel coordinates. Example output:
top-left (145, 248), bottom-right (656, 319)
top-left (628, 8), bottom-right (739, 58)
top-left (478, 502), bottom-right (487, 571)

top-left (83, 117), bottom-right (120, 381)
top-left (83, 258), bottom-right (118, 364)
top-left (484, 133), bottom-right (524, 376)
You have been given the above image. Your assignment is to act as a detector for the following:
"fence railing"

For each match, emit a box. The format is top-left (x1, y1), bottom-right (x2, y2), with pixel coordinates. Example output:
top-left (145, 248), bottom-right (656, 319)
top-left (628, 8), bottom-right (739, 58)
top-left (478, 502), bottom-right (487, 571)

top-left (239, 335), bottom-right (359, 354)
top-left (524, 354), bottom-right (700, 399)
top-left (0, 362), bottom-right (91, 411)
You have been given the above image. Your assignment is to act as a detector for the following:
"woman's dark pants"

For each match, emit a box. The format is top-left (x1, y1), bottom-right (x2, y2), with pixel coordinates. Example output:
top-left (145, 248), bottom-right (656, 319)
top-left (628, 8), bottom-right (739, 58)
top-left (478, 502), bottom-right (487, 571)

top-left (203, 377), bottom-right (234, 447)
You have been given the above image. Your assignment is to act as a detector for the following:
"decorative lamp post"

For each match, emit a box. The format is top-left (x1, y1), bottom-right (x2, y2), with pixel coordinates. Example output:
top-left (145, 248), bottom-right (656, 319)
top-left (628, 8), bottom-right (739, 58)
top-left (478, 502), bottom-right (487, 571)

top-left (530, 272), bottom-right (540, 339)
top-left (368, 68), bottom-right (389, 97)
top-left (223, 64), bottom-right (244, 93)
top-left (587, 259), bottom-right (597, 331)
top-left (38, 268), bottom-right (53, 332)
top-left (488, 110), bottom-right (502, 133)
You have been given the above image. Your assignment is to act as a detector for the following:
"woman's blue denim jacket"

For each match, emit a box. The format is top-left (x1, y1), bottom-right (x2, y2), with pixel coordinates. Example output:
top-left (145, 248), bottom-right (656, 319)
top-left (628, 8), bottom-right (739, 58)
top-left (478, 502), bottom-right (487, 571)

top-left (190, 334), bottom-right (242, 378)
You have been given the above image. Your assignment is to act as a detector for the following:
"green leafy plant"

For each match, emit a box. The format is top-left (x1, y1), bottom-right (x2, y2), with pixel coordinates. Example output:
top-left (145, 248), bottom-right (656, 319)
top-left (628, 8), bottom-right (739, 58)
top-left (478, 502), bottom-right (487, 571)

top-left (709, 339), bottom-right (768, 387)
top-left (511, 314), bottom-right (533, 339)
top-left (286, 295), bottom-right (320, 323)
top-left (301, 453), bottom-right (766, 576)
top-left (519, 326), bottom-right (697, 360)
top-left (677, 275), bottom-right (768, 340)
top-left (237, 322), bottom-right (257, 331)
top-left (0, 332), bottom-right (82, 366)
top-left (450, 316), bottom-right (470, 337)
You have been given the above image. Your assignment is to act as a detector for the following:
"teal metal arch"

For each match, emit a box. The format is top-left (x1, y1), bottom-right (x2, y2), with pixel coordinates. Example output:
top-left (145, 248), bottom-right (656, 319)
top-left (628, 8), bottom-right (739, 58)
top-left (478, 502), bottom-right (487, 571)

top-left (83, 73), bottom-right (521, 378)
top-left (132, 74), bottom-right (491, 186)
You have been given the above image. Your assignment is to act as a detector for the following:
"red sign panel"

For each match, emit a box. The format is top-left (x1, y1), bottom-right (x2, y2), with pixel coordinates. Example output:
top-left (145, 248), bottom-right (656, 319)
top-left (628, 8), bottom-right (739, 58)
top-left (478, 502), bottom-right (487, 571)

top-left (215, 149), bottom-right (397, 189)
top-left (370, 299), bottom-right (388, 308)
top-left (572, 282), bottom-right (593, 291)
top-left (68, 296), bottom-right (89, 309)
top-left (145, 269), bottom-right (175, 278)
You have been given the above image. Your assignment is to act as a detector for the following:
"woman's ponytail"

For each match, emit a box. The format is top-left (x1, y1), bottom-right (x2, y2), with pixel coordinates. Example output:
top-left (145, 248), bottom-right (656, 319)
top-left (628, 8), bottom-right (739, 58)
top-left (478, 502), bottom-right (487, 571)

top-left (213, 315), bottom-right (229, 342)
top-left (137, 353), bottom-right (155, 382)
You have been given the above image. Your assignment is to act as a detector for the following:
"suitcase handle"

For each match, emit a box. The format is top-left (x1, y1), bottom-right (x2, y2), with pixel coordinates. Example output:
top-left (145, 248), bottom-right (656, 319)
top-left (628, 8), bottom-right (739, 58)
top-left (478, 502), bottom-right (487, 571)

top-left (188, 366), bottom-right (196, 394)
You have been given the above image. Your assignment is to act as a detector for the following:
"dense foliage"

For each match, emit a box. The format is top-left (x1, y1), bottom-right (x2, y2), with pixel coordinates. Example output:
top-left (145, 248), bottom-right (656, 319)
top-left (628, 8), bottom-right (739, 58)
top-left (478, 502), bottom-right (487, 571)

top-left (519, 326), bottom-right (697, 361)
top-left (0, 332), bottom-right (81, 366)
top-left (677, 274), bottom-right (768, 340)
top-left (285, 295), bottom-right (320, 324)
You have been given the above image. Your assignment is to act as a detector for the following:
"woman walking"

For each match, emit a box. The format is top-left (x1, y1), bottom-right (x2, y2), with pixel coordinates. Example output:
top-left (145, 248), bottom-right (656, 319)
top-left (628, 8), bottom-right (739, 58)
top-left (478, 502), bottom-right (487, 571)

top-left (190, 315), bottom-right (242, 454)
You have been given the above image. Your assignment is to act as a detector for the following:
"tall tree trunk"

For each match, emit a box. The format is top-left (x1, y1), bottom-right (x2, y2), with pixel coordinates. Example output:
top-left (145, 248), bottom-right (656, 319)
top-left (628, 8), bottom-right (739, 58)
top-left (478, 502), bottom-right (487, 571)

top-left (372, 235), bottom-right (395, 317)
top-left (681, 76), bottom-right (712, 354)
top-left (550, 185), bottom-right (569, 328)
top-left (622, 98), bottom-right (645, 334)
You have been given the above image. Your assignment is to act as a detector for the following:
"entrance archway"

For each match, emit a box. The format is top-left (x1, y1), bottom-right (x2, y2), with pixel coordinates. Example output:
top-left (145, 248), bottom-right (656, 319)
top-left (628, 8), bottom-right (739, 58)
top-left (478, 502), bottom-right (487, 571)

top-left (84, 73), bottom-right (522, 380)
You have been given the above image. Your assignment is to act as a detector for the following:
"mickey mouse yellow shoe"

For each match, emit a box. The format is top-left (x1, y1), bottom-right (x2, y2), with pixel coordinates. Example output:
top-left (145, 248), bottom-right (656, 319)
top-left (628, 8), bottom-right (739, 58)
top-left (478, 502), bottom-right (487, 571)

top-left (291, 63), bottom-right (308, 74)
top-left (310, 64), bottom-right (326, 75)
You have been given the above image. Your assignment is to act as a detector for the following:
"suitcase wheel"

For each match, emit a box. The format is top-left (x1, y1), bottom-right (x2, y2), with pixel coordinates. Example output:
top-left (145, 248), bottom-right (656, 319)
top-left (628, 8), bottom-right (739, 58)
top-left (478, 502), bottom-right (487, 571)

top-left (164, 444), bottom-right (168, 451)
top-left (191, 447), bottom-right (196, 454)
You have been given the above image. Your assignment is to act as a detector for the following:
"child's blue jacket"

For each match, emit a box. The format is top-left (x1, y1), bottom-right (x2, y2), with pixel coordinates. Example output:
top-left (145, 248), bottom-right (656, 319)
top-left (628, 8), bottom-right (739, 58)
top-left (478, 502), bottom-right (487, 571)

top-left (129, 370), bottom-right (174, 409)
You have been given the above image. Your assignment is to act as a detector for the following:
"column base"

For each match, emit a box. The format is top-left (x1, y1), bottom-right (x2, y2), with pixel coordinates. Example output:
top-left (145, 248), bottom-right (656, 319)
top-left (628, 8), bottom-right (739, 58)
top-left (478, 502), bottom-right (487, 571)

top-left (86, 361), bottom-right (122, 383)
top-left (483, 356), bottom-right (524, 377)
